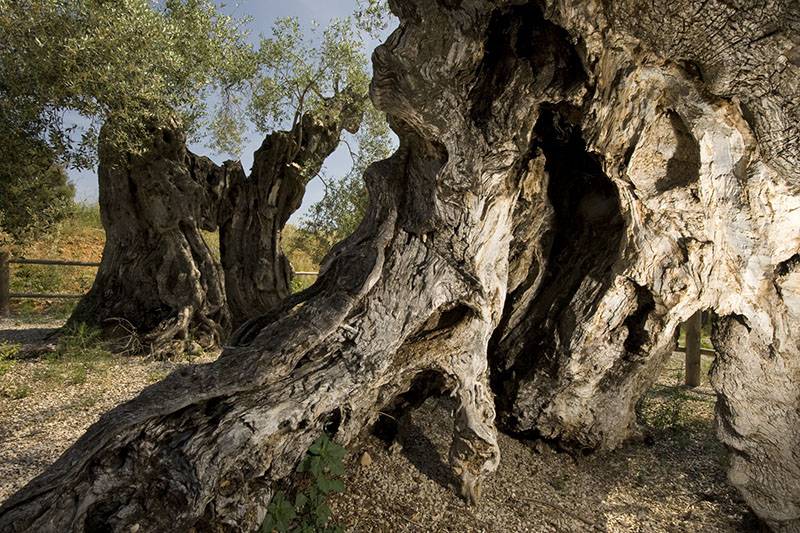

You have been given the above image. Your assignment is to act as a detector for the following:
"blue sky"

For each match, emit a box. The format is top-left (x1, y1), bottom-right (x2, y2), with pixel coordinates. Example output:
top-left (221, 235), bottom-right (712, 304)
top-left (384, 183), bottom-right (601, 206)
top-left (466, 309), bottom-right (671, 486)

top-left (69, 0), bottom-right (395, 224)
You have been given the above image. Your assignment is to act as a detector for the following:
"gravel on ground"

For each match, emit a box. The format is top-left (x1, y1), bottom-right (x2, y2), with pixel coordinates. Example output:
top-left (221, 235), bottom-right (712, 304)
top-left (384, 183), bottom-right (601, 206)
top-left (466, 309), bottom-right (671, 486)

top-left (0, 319), bottom-right (756, 532)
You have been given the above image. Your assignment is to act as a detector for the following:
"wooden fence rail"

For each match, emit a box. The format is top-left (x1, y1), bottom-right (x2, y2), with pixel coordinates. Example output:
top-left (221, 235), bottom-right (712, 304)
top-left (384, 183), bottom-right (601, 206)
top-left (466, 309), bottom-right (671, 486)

top-left (0, 254), bottom-right (101, 314)
top-left (674, 345), bottom-right (716, 357)
top-left (1, 253), bottom-right (710, 382)
top-left (0, 253), bottom-right (318, 318)
top-left (10, 257), bottom-right (102, 267)
top-left (0, 252), bottom-right (8, 317)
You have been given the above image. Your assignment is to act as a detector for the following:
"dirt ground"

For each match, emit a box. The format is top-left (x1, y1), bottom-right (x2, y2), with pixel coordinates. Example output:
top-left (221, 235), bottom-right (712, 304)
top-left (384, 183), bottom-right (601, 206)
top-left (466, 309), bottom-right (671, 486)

top-left (0, 319), bottom-right (758, 532)
top-left (0, 318), bottom-right (217, 501)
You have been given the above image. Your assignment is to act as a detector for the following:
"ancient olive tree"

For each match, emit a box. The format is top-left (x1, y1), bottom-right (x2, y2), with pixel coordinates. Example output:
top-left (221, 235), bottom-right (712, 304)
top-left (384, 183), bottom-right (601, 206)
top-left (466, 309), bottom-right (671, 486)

top-left (1, 0), bottom-right (255, 349)
top-left (1, 0), bottom-right (799, 532)
top-left (219, 16), bottom-right (388, 327)
top-left (486, 2), bottom-right (800, 530)
top-left (69, 122), bottom-right (242, 351)
top-left (0, 2), bottom-right (514, 529)
top-left (71, 11), bottom-right (390, 344)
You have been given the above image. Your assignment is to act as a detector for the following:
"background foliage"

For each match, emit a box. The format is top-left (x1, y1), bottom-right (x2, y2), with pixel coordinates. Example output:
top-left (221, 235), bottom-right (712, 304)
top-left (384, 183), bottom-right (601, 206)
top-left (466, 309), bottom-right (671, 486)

top-left (0, 158), bottom-right (74, 246)
top-left (0, 0), bottom-right (255, 172)
top-left (2, 0), bottom-right (395, 252)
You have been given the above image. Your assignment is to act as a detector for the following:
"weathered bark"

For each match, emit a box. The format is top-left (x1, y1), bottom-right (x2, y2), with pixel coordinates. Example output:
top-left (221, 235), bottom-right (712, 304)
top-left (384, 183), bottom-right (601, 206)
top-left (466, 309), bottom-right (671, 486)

top-left (3, 0), bottom-right (798, 531)
top-left (220, 110), bottom-right (360, 328)
top-left (68, 121), bottom-right (239, 353)
top-left (0, 2), bottom-right (533, 530)
top-left (487, 0), bottom-right (800, 529)
top-left (713, 315), bottom-right (800, 532)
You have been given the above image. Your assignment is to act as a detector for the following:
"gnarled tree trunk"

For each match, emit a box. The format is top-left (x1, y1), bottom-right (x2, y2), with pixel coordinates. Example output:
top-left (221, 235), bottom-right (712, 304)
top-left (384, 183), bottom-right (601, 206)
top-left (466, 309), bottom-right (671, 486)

top-left (3, 0), bottom-right (799, 531)
top-left (0, 2), bottom-right (526, 529)
top-left (220, 111), bottom-right (359, 328)
top-left (72, 107), bottom-right (361, 348)
top-left (489, 0), bottom-right (800, 529)
top-left (68, 121), bottom-right (239, 353)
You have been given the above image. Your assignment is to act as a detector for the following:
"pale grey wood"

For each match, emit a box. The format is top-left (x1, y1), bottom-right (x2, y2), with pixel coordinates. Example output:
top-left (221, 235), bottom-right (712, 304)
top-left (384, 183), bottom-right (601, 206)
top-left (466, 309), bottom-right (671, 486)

top-left (1, 1), bottom-right (798, 531)
top-left (491, 1), bottom-right (800, 530)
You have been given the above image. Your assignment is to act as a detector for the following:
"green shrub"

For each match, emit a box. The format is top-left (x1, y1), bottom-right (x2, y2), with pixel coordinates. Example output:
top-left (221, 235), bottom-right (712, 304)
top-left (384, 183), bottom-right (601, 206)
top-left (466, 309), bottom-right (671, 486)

top-left (262, 434), bottom-right (346, 533)
top-left (0, 342), bottom-right (20, 377)
top-left (0, 160), bottom-right (75, 247)
top-left (636, 385), bottom-right (691, 433)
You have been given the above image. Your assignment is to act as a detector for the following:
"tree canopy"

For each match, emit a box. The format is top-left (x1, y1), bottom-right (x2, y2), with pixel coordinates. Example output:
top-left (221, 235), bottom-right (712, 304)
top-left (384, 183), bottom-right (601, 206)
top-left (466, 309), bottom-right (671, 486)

top-left (0, 0), bottom-right (255, 245)
top-left (0, 0), bottom-right (255, 173)
top-left (1, 0), bottom-right (395, 247)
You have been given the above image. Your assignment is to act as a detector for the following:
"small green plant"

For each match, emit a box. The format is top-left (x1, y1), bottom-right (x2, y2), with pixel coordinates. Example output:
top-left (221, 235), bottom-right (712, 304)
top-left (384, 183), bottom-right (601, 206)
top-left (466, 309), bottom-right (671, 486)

top-left (53, 323), bottom-right (109, 361)
top-left (65, 364), bottom-right (88, 385)
top-left (290, 276), bottom-right (315, 294)
top-left (2, 384), bottom-right (32, 399)
top-left (261, 434), bottom-right (346, 533)
top-left (146, 368), bottom-right (170, 383)
top-left (36, 323), bottom-right (111, 386)
top-left (0, 342), bottom-right (20, 377)
top-left (636, 385), bottom-right (690, 434)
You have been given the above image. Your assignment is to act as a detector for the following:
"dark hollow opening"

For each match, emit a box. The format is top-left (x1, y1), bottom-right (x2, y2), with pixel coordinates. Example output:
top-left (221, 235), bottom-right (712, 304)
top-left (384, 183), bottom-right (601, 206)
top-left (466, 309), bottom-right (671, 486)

top-left (469, 3), bottom-right (585, 131)
top-left (490, 105), bottom-right (625, 425)
top-left (371, 369), bottom-right (450, 443)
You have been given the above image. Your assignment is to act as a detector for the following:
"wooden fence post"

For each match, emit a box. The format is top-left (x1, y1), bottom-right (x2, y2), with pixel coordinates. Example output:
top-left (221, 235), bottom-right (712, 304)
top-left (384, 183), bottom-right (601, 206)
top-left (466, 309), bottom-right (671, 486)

top-left (0, 252), bottom-right (9, 318)
top-left (684, 309), bottom-right (702, 387)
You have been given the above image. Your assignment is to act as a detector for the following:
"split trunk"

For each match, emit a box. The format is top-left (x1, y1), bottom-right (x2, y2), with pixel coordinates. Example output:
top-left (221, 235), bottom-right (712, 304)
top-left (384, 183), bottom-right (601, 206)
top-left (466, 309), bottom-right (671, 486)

top-left (220, 111), bottom-right (360, 328)
top-left (4, 0), bottom-right (799, 531)
top-left (70, 107), bottom-right (360, 348)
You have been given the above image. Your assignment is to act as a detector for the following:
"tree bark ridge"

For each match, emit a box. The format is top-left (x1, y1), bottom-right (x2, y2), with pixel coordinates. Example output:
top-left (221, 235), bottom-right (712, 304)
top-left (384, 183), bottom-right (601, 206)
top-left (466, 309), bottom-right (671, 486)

top-left (6, 1), bottom-right (800, 531)
top-left (68, 121), bottom-right (237, 353)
